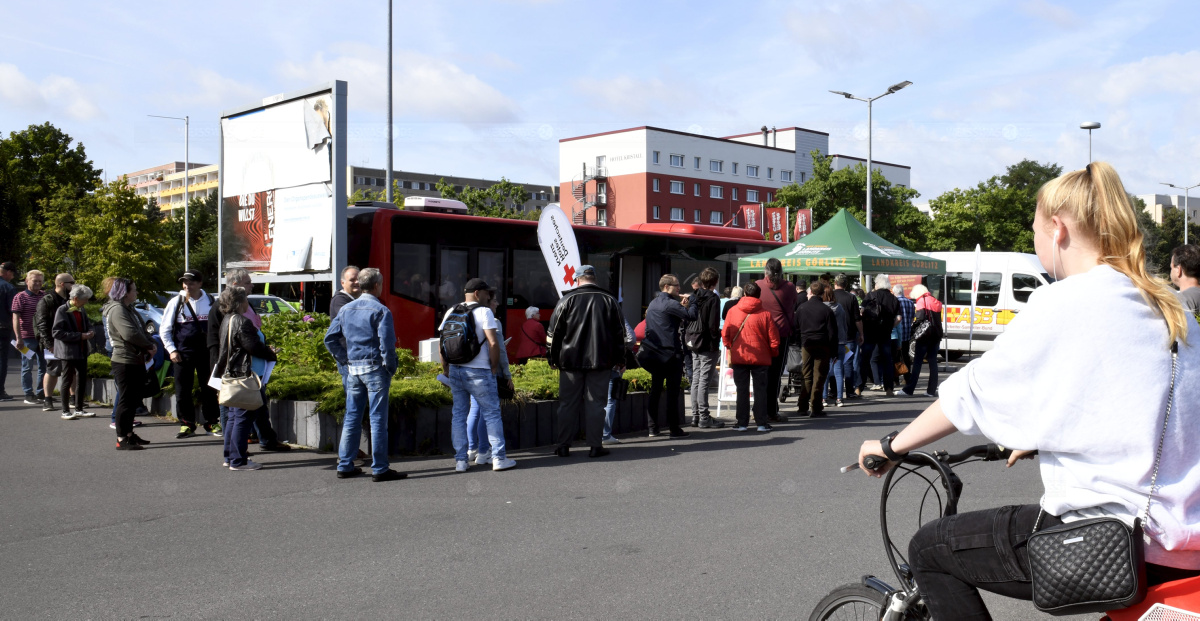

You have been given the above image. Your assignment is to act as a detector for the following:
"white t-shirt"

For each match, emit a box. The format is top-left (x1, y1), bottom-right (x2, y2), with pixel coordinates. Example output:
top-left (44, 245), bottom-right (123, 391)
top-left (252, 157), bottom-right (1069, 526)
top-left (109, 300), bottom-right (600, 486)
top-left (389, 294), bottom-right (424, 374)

top-left (939, 265), bottom-right (1200, 568)
top-left (439, 304), bottom-right (500, 370)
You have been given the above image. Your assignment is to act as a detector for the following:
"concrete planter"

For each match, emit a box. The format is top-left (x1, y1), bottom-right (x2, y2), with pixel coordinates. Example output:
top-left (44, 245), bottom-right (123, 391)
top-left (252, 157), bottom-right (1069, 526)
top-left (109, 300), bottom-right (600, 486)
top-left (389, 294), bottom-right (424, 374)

top-left (263, 389), bottom-right (681, 455)
top-left (87, 378), bottom-right (172, 415)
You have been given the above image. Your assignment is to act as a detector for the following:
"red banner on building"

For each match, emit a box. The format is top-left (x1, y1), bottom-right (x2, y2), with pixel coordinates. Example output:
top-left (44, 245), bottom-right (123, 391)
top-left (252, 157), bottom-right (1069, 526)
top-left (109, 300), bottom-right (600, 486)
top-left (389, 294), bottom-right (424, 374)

top-left (736, 204), bottom-right (761, 232)
top-left (794, 208), bottom-right (813, 240)
top-left (765, 207), bottom-right (786, 242)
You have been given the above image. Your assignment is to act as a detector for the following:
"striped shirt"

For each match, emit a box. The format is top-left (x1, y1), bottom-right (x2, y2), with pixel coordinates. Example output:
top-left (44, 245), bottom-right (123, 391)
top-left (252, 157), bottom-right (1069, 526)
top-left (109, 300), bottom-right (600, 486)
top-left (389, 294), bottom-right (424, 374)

top-left (11, 290), bottom-right (45, 339)
top-left (893, 295), bottom-right (916, 342)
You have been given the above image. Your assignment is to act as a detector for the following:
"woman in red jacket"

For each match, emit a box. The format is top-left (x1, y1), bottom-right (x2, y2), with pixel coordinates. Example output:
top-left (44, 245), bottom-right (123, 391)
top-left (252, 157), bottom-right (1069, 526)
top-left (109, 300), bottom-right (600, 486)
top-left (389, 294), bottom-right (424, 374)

top-left (721, 282), bottom-right (780, 432)
top-left (513, 306), bottom-right (547, 365)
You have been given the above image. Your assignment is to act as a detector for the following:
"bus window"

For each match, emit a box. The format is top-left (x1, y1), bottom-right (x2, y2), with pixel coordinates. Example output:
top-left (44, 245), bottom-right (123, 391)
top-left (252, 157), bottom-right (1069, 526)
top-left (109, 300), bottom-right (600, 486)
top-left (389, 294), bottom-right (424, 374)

top-left (512, 249), bottom-right (557, 309)
top-left (586, 254), bottom-right (613, 292)
top-left (438, 248), bottom-right (469, 311)
top-left (392, 243), bottom-right (432, 304)
top-left (1011, 273), bottom-right (1044, 303)
top-left (945, 271), bottom-right (1001, 306)
top-left (479, 250), bottom-right (506, 305)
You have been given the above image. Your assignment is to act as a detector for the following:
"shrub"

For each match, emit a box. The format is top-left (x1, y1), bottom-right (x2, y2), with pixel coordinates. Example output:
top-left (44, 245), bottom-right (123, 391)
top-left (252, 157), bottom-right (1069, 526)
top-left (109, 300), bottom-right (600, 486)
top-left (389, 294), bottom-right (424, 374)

top-left (261, 312), bottom-right (337, 373)
top-left (88, 353), bottom-right (112, 379)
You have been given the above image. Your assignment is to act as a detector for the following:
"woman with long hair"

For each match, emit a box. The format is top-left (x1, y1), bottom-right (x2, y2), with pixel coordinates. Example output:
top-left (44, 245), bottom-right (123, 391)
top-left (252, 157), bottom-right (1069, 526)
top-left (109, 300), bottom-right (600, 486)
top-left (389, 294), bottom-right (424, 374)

top-left (102, 278), bottom-right (156, 450)
top-left (855, 162), bottom-right (1200, 618)
top-left (754, 257), bottom-right (796, 422)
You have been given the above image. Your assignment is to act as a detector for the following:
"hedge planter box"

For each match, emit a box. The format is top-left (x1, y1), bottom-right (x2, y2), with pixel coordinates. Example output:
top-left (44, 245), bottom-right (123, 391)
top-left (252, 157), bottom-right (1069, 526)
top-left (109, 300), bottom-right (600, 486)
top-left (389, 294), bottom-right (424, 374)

top-left (88, 378), bottom-right (172, 416)
top-left (266, 389), bottom-right (684, 456)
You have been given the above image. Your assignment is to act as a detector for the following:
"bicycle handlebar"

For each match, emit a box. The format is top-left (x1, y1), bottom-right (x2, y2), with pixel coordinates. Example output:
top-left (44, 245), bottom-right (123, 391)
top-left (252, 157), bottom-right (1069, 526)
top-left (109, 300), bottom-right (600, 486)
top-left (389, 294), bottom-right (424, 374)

top-left (842, 444), bottom-right (1013, 473)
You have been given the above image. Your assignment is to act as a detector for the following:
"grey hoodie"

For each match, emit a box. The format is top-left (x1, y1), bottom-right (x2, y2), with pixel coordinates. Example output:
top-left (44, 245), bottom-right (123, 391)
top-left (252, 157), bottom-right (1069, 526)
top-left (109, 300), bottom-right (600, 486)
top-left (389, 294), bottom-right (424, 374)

top-left (102, 299), bottom-right (155, 364)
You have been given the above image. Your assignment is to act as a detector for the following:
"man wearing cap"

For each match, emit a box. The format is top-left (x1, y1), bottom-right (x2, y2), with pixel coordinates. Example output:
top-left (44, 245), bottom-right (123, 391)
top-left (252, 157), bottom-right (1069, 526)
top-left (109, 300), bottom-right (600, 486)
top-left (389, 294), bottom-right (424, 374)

top-left (161, 269), bottom-right (221, 438)
top-left (440, 278), bottom-right (517, 472)
top-left (547, 265), bottom-right (627, 458)
top-left (35, 273), bottom-right (76, 412)
top-left (0, 261), bottom-right (17, 401)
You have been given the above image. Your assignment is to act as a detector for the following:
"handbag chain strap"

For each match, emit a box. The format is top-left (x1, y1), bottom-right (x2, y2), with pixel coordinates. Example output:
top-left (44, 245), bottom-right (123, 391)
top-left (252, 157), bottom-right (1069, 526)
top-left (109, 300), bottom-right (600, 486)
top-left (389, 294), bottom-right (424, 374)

top-left (1033, 342), bottom-right (1179, 533)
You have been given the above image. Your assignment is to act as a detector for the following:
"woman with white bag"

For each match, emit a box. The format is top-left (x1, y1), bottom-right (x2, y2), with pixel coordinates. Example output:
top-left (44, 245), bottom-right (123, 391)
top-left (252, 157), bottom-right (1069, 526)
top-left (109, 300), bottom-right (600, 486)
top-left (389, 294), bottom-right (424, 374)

top-left (213, 286), bottom-right (276, 471)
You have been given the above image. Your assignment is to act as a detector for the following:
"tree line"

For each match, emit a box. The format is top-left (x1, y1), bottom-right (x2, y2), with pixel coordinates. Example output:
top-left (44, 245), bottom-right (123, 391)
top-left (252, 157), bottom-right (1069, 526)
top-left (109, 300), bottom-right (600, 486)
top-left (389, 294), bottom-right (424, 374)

top-left (768, 151), bottom-right (1198, 275)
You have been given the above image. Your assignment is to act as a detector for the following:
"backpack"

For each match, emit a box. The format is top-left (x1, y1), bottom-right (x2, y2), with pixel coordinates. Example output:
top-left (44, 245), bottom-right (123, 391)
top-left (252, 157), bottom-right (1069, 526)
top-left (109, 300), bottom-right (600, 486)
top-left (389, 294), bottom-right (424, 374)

top-left (684, 291), bottom-right (716, 352)
top-left (860, 295), bottom-right (886, 340)
top-left (440, 303), bottom-right (482, 364)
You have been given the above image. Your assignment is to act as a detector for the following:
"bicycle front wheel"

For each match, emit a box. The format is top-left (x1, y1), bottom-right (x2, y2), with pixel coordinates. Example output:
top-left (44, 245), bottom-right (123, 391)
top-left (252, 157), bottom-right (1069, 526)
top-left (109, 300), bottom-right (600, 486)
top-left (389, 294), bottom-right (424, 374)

top-left (809, 583), bottom-right (888, 621)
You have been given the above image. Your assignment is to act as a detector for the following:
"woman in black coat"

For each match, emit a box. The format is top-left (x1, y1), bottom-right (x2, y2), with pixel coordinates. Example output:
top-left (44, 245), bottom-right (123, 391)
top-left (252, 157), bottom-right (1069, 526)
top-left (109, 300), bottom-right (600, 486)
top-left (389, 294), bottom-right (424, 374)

top-left (51, 284), bottom-right (96, 420)
top-left (213, 286), bottom-right (276, 471)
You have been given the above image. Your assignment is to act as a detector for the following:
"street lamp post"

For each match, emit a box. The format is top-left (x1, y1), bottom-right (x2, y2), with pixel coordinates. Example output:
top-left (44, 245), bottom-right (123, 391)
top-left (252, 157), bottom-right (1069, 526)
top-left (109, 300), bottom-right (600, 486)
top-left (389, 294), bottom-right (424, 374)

top-left (1162, 182), bottom-right (1200, 246)
top-left (830, 80), bottom-right (912, 231)
top-left (1080, 122), bottom-right (1101, 163)
top-left (148, 114), bottom-right (190, 269)
top-left (386, 0), bottom-right (393, 204)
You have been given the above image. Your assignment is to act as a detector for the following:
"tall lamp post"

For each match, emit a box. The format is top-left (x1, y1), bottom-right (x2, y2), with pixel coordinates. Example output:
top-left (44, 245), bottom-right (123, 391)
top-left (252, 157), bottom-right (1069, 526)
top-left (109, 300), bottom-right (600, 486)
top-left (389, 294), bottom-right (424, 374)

top-left (830, 80), bottom-right (912, 231)
top-left (1080, 121), bottom-right (1101, 163)
top-left (148, 114), bottom-right (190, 269)
top-left (1162, 182), bottom-right (1200, 246)
top-left (385, 0), bottom-right (393, 204)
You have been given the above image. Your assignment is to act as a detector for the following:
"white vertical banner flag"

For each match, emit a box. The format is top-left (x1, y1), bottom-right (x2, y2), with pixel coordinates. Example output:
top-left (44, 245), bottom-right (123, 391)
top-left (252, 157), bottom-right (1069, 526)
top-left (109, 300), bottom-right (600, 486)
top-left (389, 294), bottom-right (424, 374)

top-left (969, 243), bottom-right (982, 349)
top-left (536, 204), bottom-right (583, 298)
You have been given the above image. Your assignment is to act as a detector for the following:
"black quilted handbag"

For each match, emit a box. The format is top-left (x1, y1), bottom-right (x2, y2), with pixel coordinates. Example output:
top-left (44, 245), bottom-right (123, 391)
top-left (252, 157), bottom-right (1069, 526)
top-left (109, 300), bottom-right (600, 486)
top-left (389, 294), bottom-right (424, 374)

top-left (1027, 342), bottom-right (1179, 616)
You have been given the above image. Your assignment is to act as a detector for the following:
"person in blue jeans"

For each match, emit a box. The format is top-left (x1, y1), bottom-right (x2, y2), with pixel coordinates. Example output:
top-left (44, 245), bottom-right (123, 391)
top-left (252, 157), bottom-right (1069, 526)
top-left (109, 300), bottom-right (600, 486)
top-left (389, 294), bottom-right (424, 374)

top-left (602, 318), bottom-right (635, 443)
top-left (441, 278), bottom-right (516, 473)
top-left (465, 296), bottom-right (511, 465)
top-left (323, 268), bottom-right (406, 483)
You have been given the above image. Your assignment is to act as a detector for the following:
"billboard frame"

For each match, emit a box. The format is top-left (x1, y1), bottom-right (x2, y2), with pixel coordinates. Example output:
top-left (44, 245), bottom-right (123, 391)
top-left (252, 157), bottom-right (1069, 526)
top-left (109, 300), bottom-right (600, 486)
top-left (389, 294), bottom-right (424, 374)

top-left (217, 80), bottom-right (348, 287)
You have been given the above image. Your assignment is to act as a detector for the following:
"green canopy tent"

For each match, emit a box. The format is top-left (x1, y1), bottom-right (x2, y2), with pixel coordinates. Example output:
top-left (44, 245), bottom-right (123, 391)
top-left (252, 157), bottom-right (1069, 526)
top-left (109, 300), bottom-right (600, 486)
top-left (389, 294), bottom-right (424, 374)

top-left (737, 208), bottom-right (945, 276)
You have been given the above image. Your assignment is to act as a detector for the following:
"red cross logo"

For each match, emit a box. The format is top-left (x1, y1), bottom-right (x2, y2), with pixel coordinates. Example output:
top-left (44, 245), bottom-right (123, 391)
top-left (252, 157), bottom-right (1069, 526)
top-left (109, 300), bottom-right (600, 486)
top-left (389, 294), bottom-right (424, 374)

top-left (562, 264), bottom-right (576, 285)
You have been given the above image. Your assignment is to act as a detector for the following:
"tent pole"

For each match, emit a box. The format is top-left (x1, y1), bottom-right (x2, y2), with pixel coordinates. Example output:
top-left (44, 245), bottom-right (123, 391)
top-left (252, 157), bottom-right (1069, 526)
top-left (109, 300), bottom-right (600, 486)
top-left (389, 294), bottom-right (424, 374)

top-left (942, 273), bottom-right (950, 372)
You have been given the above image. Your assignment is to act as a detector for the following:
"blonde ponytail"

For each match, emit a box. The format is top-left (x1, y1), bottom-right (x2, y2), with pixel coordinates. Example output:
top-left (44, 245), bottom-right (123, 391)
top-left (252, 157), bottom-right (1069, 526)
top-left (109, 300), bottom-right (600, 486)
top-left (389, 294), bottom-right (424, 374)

top-left (1037, 162), bottom-right (1188, 346)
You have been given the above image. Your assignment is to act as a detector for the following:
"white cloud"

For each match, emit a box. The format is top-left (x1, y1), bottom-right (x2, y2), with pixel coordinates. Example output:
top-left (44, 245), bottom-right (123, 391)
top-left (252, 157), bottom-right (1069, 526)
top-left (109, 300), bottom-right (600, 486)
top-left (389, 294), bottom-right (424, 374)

top-left (782, 1), bottom-right (938, 69)
top-left (1019, 0), bottom-right (1080, 28)
top-left (279, 43), bottom-right (520, 123)
top-left (571, 75), bottom-right (696, 116)
top-left (0, 63), bottom-right (100, 120)
top-left (1095, 51), bottom-right (1200, 105)
top-left (164, 68), bottom-right (261, 108)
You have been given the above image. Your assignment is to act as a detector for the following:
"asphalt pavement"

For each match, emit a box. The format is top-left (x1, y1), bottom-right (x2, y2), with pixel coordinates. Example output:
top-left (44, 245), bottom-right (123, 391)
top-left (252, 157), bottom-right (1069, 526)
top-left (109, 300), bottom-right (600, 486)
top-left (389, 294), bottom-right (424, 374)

top-left (0, 353), bottom-right (1087, 620)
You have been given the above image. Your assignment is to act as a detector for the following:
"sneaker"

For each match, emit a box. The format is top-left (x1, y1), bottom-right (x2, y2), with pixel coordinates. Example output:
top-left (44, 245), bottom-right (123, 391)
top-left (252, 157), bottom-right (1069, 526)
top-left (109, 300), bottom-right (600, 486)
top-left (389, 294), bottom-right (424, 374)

top-left (821, 400), bottom-right (829, 408)
top-left (885, 390), bottom-right (895, 397)
top-left (131, 420), bottom-right (143, 427)
top-left (474, 451), bottom-right (492, 466)
top-left (109, 422), bottom-right (117, 429)
top-left (61, 410), bottom-right (79, 420)
top-left (733, 425), bottom-right (749, 432)
top-left (0, 392), bottom-right (14, 401)
top-left (42, 397), bottom-right (56, 412)
top-left (872, 384), bottom-right (885, 391)
top-left (601, 436), bottom-right (622, 445)
top-left (648, 428), bottom-right (660, 438)
top-left (372, 469), bottom-right (407, 482)
top-left (206, 423), bottom-right (223, 437)
top-left (896, 390), bottom-right (914, 398)
top-left (129, 433), bottom-right (150, 446)
top-left (455, 460), bottom-right (470, 473)
top-left (222, 461), bottom-right (229, 467)
top-left (75, 409), bottom-right (95, 418)
top-left (923, 392), bottom-right (938, 398)
top-left (467, 450), bottom-right (478, 463)
top-left (115, 436), bottom-right (144, 451)
top-left (176, 426), bottom-right (195, 439)
top-left (259, 442), bottom-right (292, 452)
top-left (698, 419), bottom-right (725, 429)
top-left (493, 457), bottom-right (517, 471)
top-left (757, 425), bottom-right (773, 433)
top-left (229, 460), bottom-right (263, 471)
top-left (23, 394), bottom-right (40, 405)
top-left (836, 399), bottom-right (845, 407)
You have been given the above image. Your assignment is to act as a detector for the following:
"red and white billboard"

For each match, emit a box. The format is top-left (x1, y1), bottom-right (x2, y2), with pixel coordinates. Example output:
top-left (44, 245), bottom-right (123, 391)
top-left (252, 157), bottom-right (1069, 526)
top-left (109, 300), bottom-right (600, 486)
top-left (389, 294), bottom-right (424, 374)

top-left (765, 207), bottom-right (787, 242)
top-left (739, 204), bottom-right (760, 232)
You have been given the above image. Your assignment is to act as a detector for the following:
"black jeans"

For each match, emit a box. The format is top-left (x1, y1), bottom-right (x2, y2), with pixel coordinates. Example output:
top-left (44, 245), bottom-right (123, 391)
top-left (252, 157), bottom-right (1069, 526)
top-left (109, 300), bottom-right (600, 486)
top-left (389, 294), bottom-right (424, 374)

top-left (111, 361), bottom-right (146, 438)
top-left (174, 349), bottom-right (219, 428)
top-left (60, 358), bottom-right (88, 412)
top-left (646, 358), bottom-right (683, 433)
top-left (557, 369), bottom-right (609, 449)
top-left (904, 340), bottom-right (939, 395)
top-left (911, 504), bottom-right (1200, 619)
top-left (765, 337), bottom-right (787, 419)
top-left (731, 364), bottom-right (768, 427)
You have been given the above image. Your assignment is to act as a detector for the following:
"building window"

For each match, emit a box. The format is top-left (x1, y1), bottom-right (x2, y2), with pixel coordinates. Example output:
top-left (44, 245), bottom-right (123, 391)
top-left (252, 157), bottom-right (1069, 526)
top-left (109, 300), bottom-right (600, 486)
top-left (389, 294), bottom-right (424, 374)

top-left (694, 156), bottom-right (701, 170)
top-left (781, 170), bottom-right (793, 182)
top-left (732, 162), bottom-right (739, 175)
top-left (800, 172), bottom-right (806, 183)
top-left (693, 209), bottom-right (701, 223)
top-left (597, 208), bottom-right (608, 226)
top-left (747, 165), bottom-right (759, 178)
top-left (670, 154), bottom-right (684, 168)
top-left (669, 180), bottom-right (684, 194)
top-left (652, 178), bottom-right (660, 192)
top-left (732, 213), bottom-right (739, 226)
top-left (710, 185), bottom-right (724, 199)
top-left (767, 193), bottom-right (773, 202)
top-left (731, 187), bottom-right (739, 201)
top-left (767, 167), bottom-right (774, 179)
top-left (652, 151), bottom-right (660, 164)
top-left (709, 212), bottom-right (723, 225)
top-left (693, 183), bottom-right (700, 197)
top-left (747, 189), bottom-right (759, 202)
top-left (670, 207), bottom-right (684, 221)
top-left (710, 160), bottom-right (723, 173)
top-left (653, 205), bottom-right (661, 220)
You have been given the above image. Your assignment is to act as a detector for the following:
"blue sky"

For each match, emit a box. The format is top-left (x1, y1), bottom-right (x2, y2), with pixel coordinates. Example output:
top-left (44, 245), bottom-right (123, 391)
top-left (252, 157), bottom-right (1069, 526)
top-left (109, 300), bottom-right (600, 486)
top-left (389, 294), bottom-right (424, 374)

top-left (2, 0), bottom-right (1198, 200)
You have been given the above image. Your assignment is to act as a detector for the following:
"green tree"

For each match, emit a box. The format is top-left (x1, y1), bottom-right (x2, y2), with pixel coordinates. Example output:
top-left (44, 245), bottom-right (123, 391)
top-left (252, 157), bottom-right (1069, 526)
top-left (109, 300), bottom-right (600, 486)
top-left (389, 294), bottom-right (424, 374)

top-left (923, 159), bottom-right (1062, 253)
top-left (436, 177), bottom-right (532, 219)
top-left (347, 179), bottom-right (404, 206)
top-left (71, 180), bottom-right (176, 294)
top-left (160, 190), bottom-right (220, 285)
top-left (769, 151), bottom-right (925, 249)
top-left (0, 122), bottom-right (101, 260)
top-left (23, 185), bottom-right (87, 276)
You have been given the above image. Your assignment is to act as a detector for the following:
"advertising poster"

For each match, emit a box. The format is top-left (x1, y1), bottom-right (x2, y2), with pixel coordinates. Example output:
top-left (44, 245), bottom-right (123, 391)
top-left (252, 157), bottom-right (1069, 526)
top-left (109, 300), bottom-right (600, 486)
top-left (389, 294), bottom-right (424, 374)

top-left (536, 204), bottom-right (582, 298)
top-left (765, 207), bottom-right (787, 242)
top-left (794, 208), bottom-right (813, 239)
top-left (222, 190), bottom-right (274, 271)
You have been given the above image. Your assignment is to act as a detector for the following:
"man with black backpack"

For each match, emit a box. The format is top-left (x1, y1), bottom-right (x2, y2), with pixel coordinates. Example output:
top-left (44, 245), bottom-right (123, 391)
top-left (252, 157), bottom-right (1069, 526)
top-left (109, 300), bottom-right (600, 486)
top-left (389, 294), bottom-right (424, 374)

top-left (161, 269), bottom-right (221, 438)
top-left (440, 278), bottom-right (517, 473)
top-left (685, 267), bottom-right (724, 429)
top-left (858, 276), bottom-right (902, 397)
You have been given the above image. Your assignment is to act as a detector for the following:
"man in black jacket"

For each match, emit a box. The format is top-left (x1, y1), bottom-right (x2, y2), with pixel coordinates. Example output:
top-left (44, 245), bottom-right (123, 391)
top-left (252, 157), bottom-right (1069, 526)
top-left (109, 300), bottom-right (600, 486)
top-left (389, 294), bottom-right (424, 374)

top-left (35, 273), bottom-right (74, 412)
top-left (547, 265), bottom-right (626, 458)
top-left (796, 281), bottom-right (838, 417)
top-left (860, 276), bottom-right (902, 396)
top-left (685, 267), bottom-right (724, 428)
top-left (833, 274), bottom-right (864, 399)
top-left (328, 265), bottom-right (360, 319)
top-left (639, 273), bottom-right (698, 437)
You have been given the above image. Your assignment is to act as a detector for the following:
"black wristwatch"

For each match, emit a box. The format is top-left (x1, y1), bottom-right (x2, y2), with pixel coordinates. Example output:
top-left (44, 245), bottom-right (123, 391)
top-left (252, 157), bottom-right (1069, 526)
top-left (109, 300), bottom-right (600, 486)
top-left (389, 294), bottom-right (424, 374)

top-left (880, 431), bottom-right (906, 461)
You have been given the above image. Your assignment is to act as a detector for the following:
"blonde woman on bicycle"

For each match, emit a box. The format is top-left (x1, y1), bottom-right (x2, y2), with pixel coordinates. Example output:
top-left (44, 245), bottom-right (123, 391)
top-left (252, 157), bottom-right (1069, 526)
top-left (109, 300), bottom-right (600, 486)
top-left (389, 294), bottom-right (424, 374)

top-left (856, 162), bottom-right (1200, 619)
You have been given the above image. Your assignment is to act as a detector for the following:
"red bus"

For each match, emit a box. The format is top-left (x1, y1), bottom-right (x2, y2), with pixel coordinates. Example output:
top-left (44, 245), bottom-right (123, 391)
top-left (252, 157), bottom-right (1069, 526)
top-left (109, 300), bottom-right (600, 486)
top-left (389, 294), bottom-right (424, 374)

top-left (346, 205), bottom-right (784, 355)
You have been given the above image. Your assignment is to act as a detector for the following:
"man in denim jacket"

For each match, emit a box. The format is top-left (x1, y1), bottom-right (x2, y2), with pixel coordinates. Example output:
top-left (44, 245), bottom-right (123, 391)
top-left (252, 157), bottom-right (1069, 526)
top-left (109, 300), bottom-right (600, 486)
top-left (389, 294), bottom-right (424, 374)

top-left (323, 267), bottom-right (406, 483)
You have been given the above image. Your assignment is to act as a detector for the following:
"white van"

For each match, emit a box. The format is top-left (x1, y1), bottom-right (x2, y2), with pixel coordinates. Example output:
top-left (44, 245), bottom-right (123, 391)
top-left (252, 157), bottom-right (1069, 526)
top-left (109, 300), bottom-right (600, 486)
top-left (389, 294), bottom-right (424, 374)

top-left (917, 252), bottom-right (1054, 358)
